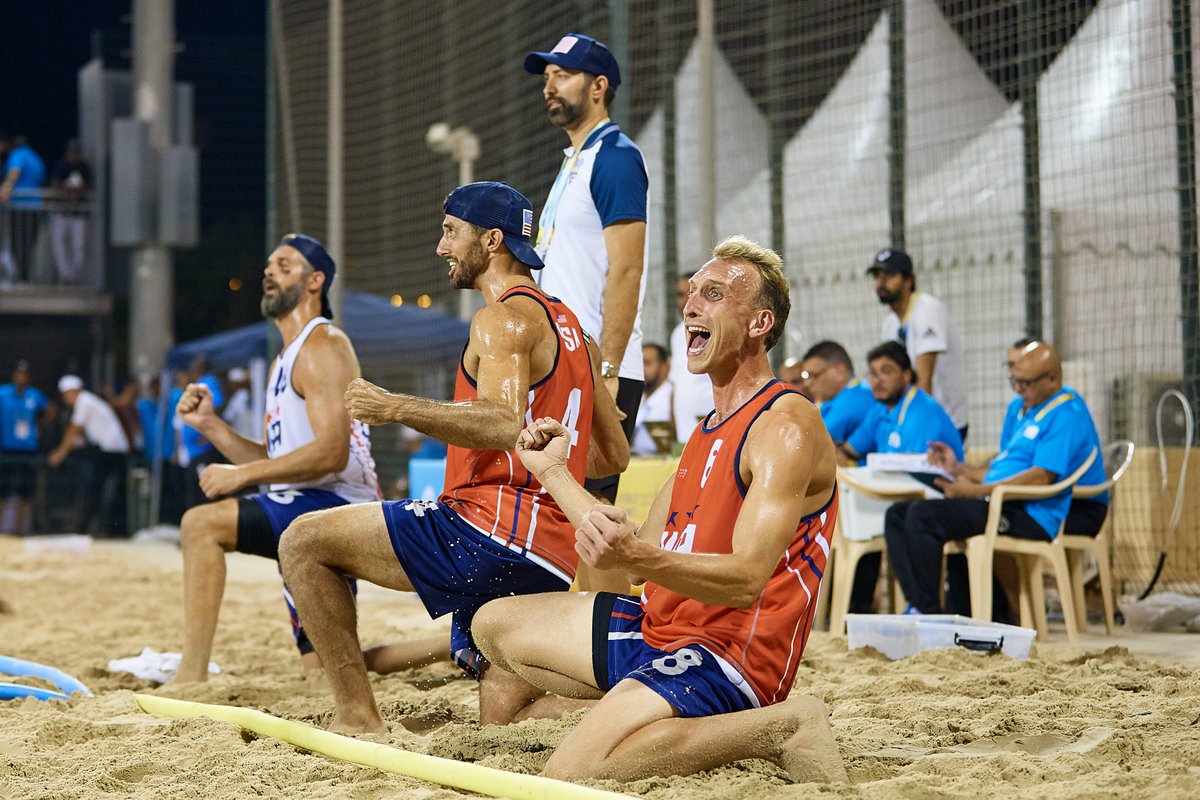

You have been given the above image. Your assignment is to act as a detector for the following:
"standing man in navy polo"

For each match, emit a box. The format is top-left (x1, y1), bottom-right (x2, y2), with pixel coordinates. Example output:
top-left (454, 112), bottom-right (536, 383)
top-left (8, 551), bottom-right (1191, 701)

top-left (524, 33), bottom-right (648, 513)
top-left (0, 360), bottom-right (49, 534)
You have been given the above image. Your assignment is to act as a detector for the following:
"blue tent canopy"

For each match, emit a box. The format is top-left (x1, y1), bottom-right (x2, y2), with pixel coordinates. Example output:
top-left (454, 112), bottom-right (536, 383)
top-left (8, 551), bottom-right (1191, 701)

top-left (165, 290), bottom-right (470, 370)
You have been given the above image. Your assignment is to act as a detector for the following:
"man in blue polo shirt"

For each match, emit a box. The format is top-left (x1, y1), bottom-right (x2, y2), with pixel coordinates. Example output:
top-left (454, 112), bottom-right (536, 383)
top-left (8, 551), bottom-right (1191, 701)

top-left (885, 341), bottom-right (1106, 615)
top-left (0, 360), bottom-right (49, 534)
top-left (838, 341), bottom-right (962, 612)
top-left (798, 339), bottom-right (875, 446)
top-left (840, 341), bottom-right (963, 465)
top-left (524, 33), bottom-right (648, 504)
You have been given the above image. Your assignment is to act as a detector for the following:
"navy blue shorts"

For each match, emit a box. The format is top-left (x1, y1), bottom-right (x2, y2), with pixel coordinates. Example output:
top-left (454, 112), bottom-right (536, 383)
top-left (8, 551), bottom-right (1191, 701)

top-left (592, 592), bottom-right (759, 718)
top-left (236, 488), bottom-right (355, 655)
top-left (381, 498), bottom-right (571, 678)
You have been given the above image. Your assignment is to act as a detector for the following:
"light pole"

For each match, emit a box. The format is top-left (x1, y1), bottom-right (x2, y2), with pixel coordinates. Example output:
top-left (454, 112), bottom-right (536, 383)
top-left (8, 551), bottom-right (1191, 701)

top-left (426, 123), bottom-right (481, 320)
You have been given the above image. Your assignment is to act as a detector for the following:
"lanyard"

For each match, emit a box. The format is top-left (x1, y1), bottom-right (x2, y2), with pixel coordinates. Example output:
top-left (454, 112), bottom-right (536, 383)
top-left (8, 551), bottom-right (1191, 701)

top-left (535, 119), bottom-right (616, 258)
top-left (1005, 391), bottom-right (1075, 449)
top-left (895, 385), bottom-right (919, 427)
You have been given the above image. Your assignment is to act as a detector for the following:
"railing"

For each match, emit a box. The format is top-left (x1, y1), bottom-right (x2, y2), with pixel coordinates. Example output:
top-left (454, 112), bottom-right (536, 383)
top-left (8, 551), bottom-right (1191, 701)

top-left (0, 188), bottom-right (100, 290)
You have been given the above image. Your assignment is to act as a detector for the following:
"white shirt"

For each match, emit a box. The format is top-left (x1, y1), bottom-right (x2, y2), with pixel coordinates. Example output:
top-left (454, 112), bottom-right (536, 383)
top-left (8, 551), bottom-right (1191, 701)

top-left (669, 321), bottom-right (714, 444)
top-left (71, 390), bottom-right (130, 453)
top-left (881, 291), bottom-right (968, 429)
top-left (222, 387), bottom-right (259, 440)
top-left (264, 317), bottom-right (379, 502)
top-left (535, 122), bottom-right (649, 380)
top-left (632, 380), bottom-right (674, 455)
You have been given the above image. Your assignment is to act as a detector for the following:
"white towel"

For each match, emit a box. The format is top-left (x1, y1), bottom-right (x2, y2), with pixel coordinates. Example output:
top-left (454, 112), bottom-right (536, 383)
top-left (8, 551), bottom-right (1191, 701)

top-left (107, 647), bottom-right (220, 683)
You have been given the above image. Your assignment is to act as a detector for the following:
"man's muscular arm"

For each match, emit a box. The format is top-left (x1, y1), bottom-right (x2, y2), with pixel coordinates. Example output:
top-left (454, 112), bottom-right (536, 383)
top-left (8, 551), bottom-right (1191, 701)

top-left (597, 220), bottom-right (646, 395)
top-left (196, 327), bottom-right (357, 497)
top-left (345, 302), bottom-right (532, 451)
top-left (583, 336), bottom-right (630, 478)
top-left (579, 399), bottom-right (833, 607)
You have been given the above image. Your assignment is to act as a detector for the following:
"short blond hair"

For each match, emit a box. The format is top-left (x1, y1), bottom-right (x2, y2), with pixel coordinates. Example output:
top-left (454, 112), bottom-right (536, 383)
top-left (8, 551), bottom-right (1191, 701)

top-left (711, 235), bottom-right (790, 351)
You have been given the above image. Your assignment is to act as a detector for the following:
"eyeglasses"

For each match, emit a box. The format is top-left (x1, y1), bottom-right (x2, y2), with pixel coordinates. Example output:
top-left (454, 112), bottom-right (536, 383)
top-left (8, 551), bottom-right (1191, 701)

top-left (1008, 371), bottom-right (1050, 390)
top-left (799, 368), bottom-right (826, 383)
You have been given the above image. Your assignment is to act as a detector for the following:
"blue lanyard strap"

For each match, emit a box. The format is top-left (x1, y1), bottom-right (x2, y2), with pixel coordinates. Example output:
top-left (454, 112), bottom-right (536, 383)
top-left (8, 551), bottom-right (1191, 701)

top-left (535, 119), bottom-right (616, 257)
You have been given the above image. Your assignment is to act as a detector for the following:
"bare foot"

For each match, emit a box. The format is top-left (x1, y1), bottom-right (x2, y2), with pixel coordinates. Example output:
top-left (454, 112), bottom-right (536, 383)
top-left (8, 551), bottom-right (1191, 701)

top-left (327, 712), bottom-right (388, 736)
top-left (774, 696), bottom-right (849, 784)
top-left (164, 663), bottom-right (211, 685)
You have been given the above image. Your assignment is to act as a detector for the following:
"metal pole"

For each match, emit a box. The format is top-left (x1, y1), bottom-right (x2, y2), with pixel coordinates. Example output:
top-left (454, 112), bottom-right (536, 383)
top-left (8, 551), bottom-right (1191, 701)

top-left (130, 0), bottom-right (175, 387)
top-left (327, 0), bottom-right (344, 322)
top-left (697, 0), bottom-right (716, 252)
top-left (887, 1), bottom-right (905, 250)
top-left (608, 0), bottom-right (630, 126)
top-left (268, 0), bottom-right (303, 234)
top-left (1171, 0), bottom-right (1199, 422)
top-left (1018, 0), bottom-right (1044, 339)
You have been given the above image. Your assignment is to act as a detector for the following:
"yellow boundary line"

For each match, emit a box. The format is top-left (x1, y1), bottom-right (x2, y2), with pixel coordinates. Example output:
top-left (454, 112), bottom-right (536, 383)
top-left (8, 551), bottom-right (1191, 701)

top-left (135, 694), bottom-right (636, 800)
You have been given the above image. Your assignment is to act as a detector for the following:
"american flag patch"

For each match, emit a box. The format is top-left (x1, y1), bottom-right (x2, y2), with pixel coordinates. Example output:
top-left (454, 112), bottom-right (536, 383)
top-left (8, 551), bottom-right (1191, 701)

top-left (522, 208), bottom-right (533, 237)
top-left (557, 314), bottom-right (568, 322)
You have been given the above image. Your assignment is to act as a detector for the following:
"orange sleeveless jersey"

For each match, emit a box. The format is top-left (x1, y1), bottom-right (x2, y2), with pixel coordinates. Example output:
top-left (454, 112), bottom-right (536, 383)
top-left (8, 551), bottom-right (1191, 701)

top-left (440, 288), bottom-right (595, 583)
top-left (641, 380), bottom-right (837, 706)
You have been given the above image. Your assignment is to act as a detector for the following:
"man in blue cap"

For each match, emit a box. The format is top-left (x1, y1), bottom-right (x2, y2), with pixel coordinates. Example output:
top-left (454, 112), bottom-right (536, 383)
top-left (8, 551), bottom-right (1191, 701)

top-left (524, 34), bottom-right (649, 548)
top-left (279, 182), bottom-right (629, 734)
top-left (169, 232), bottom-right (381, 683)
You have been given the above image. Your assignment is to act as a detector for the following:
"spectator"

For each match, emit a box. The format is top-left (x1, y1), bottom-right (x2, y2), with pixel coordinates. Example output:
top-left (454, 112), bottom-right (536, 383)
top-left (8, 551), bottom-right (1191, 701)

top-left (524, 32), bottom-right (648, 504)
top-left (799, 340), bottom-right (876, 447)
top-left (885, 341), bottom-right (1107, 616)
top-left (867, 248), bottom-right (969, 441)
top-left (0, 360), bottom-right (49, 534)
top-left (838, 341), bottom-right (962, 613)
top-left (670, 272), bottom-right (714, 442)
top-left (221, 366), bottom-right (259, 440)
top-left (840, 341), bottom-right (963, 466)
top-left (631, 343), bottom-right (674, 455)
top-left (48, 139), bottom-right (92, 285)
top-left (778, 357), bottom-right (805, 386)
top-left (0, 133), bottom-right (47, 283)
top-left (177, 356), bottom-right (224, 509)
top-left (108, 377), bottom-right (143, 453)
top-left (47, 375), bottom-right (130, 537)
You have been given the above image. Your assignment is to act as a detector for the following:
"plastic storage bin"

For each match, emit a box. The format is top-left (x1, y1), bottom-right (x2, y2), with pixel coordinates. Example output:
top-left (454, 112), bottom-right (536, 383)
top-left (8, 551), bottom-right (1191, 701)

top-left (845, 614), bottom-right (1036, 659)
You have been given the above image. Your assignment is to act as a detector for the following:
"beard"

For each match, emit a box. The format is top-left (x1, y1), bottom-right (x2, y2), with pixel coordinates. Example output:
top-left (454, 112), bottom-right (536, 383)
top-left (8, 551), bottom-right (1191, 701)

top-left (450, 239), bottom-right (487, 290)
top-left (547, 94), bottom-right (586, 128)
top-left (261, 280), bottom-right (304, 318)
top-left (876, 287), bottom-right (900, 305)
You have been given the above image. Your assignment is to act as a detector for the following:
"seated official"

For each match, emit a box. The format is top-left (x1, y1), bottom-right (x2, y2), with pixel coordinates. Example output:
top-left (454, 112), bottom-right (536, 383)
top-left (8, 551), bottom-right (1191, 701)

top-left (884, 341), bottom-right (1107, 616)
top-left (839, 341), bottom-right (963, 467)
top-left (837, 341), bottom-right (962, 613)
top-left (798, 339), bottom-right (875, 447)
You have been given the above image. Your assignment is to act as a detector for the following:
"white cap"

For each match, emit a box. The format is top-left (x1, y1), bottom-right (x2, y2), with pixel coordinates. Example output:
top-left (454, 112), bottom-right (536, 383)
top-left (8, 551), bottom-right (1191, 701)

top-left (228, 367), bottom-right (248, 382)
top-left (58, 375), bottom-right (84, 393)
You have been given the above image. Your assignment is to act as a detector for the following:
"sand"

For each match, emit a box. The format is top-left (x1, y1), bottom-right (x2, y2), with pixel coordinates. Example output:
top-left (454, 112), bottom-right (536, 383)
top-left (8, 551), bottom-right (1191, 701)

top-left (2, 536), bottom-right (1199, 799)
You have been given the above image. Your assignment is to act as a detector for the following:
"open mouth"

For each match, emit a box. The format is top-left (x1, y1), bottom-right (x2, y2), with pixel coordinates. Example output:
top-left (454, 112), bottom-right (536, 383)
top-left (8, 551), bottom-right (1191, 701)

top-left (687, 325), bottom-right (711, 356)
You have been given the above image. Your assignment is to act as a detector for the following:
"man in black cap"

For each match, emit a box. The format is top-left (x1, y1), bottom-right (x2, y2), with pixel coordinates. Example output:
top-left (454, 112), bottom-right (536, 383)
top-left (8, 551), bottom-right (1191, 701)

top-left (524, 34), bottom-right (648, 544)
top-left (867, 247), bottom-right (969, 442)
top-left (168, 233), bottom-right (381, 683)
top-left (278, 182), bottom-right (629, 734)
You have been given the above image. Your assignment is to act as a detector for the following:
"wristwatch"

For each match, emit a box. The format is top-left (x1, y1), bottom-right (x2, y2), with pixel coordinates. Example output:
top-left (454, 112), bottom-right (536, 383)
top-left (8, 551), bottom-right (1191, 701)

top-left (600, 360), bottom-right (618, 379)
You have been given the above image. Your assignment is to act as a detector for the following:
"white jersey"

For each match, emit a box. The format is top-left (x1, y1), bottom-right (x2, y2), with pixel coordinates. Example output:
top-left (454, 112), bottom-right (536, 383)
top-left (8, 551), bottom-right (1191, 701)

top-left (882, 291), bottom-right (968, 429)
top-left (264, 316), bottom-right (379, 502)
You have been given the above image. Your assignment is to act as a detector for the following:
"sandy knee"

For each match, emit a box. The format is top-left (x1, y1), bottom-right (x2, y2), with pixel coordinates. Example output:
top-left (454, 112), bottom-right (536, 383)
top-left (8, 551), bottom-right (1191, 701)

top-left (277, 512), bottom-right (328, 571)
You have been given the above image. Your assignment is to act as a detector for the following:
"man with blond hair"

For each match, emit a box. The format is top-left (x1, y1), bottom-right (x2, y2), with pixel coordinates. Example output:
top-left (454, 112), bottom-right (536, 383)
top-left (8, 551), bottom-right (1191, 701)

top-left (472, 235), bottom-right (847, 784)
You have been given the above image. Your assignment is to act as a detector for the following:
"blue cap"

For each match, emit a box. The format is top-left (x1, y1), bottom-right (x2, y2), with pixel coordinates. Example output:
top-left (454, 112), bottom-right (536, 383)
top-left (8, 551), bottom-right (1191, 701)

top-left (866, 248), bottom-right (913, 277)
top-left (277, 233), bottom-right (336, 318)
top-left (443, 182), bottom-right (544, 270)
top-left (524, 33), bottom-right (621, 89)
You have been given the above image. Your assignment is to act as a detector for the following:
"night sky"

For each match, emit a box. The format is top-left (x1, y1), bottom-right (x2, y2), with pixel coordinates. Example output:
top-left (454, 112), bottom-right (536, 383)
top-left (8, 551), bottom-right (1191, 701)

top-left (0, 0), bottom-right (268, 346)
